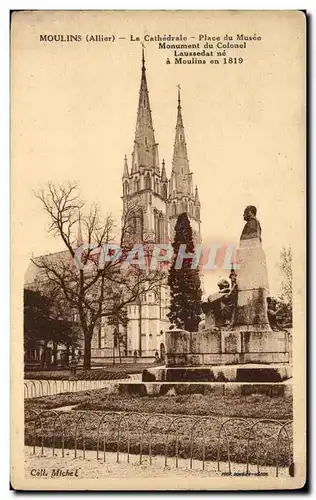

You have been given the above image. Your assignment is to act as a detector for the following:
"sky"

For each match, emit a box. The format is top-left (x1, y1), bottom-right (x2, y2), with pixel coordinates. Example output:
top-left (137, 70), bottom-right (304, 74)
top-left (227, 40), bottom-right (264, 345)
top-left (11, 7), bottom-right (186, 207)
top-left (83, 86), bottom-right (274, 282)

top-left (11, 11), bottom-right (305, 297)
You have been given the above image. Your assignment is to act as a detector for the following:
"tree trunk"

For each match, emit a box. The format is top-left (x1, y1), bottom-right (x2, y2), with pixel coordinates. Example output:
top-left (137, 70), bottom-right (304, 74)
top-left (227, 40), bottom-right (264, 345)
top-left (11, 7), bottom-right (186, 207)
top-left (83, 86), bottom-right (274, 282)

top-left (41, 341), bottom-right (48, 368)
top-left (118, 340), bottom-right (122, 363)
top-left (52, 341), bottom-right (58, 365)
top-left (138, 300), bottom-right (142, 357)
top-left (65, 345), bottom-right (70, 365)
top-left (83, 335), bottom-right (92, 370)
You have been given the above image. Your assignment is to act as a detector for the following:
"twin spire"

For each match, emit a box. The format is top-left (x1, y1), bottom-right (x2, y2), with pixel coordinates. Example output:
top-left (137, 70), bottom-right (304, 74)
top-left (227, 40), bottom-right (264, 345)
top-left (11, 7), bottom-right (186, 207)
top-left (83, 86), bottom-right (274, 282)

top-left (131, 47), bottom-right (158, 174)
top-left (123, 48), bottom-right (200, 204)
top-left (171, 83), bottom-right (191, 196)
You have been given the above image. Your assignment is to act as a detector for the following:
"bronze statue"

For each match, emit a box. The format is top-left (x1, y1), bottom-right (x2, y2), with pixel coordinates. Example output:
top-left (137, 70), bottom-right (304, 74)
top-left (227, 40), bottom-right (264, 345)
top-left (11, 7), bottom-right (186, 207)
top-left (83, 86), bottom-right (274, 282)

top-left (240, 205), bottom-right (262, 242)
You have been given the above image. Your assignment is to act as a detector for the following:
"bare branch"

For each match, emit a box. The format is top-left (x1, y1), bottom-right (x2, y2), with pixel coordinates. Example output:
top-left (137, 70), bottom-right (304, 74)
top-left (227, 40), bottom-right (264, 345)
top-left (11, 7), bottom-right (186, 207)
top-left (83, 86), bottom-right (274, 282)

top-left (32, 182), bottom-right (166, 369)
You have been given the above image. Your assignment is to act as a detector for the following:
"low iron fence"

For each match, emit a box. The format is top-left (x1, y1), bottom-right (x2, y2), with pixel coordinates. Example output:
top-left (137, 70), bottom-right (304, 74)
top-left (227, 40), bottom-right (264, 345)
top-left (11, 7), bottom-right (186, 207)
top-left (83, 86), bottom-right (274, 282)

top-left (24, 377), bottom-right (140, 399)
top-left (25, 409), bottom-right (293, 477)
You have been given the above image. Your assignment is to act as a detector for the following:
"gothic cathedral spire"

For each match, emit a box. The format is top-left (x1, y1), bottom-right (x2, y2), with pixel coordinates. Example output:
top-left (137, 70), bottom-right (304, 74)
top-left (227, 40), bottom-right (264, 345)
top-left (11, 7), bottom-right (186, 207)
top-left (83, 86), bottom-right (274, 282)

top-left (123, 49), bottom-right (167, 246)
top-left (171, 85), bottom-right (191, 196)
top-left (131, 48), bottom-right (159, 174)
top-left (169, 86), bottom-right (201, 243)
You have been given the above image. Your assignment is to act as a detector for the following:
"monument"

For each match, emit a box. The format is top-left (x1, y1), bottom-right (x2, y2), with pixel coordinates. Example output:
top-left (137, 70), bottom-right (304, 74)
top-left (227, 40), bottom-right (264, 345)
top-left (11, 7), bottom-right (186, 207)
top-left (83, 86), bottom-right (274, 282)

top-left (143, 206), bottom-right (292, 387)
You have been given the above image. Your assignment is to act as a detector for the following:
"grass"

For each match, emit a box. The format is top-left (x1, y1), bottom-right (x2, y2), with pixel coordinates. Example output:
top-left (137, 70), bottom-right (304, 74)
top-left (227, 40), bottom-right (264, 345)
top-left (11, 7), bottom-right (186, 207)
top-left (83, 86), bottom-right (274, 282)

top-left (25, 390), bottom-right (292, 467)
top-left (24, 364), bottom-right (156, 380)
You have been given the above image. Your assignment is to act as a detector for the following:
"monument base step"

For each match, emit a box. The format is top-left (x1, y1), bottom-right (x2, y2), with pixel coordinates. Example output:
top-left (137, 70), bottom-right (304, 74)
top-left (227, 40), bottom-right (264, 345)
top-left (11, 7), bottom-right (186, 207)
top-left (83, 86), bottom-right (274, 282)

top-left (113, 380), bottom-right (292, 398)
top-left (142, 363), bottom-right (292, 383)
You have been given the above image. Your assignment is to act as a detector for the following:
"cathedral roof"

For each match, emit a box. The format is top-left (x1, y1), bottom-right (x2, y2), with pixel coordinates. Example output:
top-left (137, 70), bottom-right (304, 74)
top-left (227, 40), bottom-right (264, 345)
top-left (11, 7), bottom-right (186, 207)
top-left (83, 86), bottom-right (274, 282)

top-left (24, 250), bottom-right (70, 287)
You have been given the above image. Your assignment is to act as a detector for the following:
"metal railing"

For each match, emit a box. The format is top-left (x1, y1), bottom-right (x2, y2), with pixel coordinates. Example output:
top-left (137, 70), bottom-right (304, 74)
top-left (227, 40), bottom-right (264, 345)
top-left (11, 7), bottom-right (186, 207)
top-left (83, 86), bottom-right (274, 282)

top-left (25, 409), bottom-right (293, 477)
top-left (24, 376), bottom-right (140, 399)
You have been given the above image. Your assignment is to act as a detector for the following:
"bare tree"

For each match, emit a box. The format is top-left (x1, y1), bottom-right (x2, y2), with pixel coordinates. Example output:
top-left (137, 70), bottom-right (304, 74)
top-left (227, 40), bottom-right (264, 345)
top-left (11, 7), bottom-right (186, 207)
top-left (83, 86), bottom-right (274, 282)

top-left (32, 182), bottom-right (166, 369)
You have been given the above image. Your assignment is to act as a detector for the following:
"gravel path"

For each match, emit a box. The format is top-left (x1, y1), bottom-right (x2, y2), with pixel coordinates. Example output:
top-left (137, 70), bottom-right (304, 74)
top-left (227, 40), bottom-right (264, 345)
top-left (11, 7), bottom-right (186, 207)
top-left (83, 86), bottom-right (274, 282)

top-left (24, 446), bottom-right (288, 479)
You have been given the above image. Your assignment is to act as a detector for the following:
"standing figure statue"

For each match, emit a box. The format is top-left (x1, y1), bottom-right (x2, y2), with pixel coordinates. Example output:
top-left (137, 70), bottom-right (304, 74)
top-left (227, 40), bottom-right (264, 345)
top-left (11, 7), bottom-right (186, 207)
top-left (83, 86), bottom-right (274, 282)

top-left (222, 265), bottom-right (238, 327)
top-left (266, 297), bottom-right (282, 331)
top-left (236, 204), bottom-right (272, 330)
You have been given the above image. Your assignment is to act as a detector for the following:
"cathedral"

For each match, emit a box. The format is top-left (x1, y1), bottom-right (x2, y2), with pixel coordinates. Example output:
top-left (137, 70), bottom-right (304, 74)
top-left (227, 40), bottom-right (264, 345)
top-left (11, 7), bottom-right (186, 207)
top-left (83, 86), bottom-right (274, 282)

top-left (24, 50), bottom-right (202, 364)
top-left (118, 49), bottom-right (202, 359)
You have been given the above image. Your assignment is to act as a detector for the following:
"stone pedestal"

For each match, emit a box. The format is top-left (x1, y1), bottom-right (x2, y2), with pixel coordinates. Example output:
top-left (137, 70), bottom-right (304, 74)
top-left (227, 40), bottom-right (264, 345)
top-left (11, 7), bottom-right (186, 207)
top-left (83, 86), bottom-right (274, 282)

top-left (144, 326), bottom-right (291, 383)
top-left (165, 328), bottom-right (290, 368)
top-left (151, 214), bottom-right (292, 386)
top-left (235, 238), bottom-right (271, 331)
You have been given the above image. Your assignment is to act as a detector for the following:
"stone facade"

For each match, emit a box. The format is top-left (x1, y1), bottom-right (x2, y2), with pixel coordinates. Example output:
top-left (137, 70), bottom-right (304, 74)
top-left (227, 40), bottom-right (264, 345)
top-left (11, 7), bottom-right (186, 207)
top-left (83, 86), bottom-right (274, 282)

top-left (118, 51), bottom-right (202, 357)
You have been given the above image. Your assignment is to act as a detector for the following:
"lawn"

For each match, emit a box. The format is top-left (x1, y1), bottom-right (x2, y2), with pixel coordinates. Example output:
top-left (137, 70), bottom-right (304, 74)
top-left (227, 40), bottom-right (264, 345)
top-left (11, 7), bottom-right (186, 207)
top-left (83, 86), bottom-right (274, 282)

top-left (25, 390), bottom-right (293, 467)
top-left (24, 364), bottom-right (155, 381)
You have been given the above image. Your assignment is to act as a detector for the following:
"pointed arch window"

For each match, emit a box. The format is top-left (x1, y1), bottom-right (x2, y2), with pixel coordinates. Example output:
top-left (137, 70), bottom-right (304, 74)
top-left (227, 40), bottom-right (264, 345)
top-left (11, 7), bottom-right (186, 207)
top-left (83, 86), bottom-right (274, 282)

top-left (154, 211), bottom-right (159, 243)
top-left (154, 212), bottom-right (164, 244)
top-left (162, 184), bottom-right (167, 199)
top-left (158, 213), bottom-right (164, 244)
top-left (136, 210), bottom-right (144, 242)
top-left (145, 173), bottom-right (151, 190)
top-left (130, 211), bottom-right (137, 238)
top-left (140, 211), bottom-right (144, 240)
top-left (123, 181), bottom-right (129, 196)
top-left (134, 178), bottom-right (140, 192)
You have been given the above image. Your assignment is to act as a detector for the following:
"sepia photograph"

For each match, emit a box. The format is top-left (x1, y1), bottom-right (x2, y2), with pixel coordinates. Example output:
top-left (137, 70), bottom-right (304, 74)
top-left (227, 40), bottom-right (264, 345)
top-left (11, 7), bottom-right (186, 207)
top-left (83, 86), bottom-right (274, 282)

top-left (10, 10), bottom-right (306, 490)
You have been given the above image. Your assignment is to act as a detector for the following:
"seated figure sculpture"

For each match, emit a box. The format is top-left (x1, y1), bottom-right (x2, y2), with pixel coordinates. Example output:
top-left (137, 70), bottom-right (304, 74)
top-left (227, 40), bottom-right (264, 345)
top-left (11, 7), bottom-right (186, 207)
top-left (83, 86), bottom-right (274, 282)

top-left (201, 269), bottom-right (238, 329)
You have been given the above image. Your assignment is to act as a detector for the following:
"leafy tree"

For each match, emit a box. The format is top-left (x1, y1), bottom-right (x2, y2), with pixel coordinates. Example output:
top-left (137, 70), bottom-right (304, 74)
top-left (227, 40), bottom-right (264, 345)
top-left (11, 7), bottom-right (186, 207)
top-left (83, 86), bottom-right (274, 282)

top-left (277, 246), bottom-right (293, 327)
top-left (107, 308), bottom-right (129, 363)
top-left (279, 246), bottom-right (292, 304)
top-left (167, 212), bottom-right (202, 331)
top-left (24, 288), bottom-right (79, 364)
